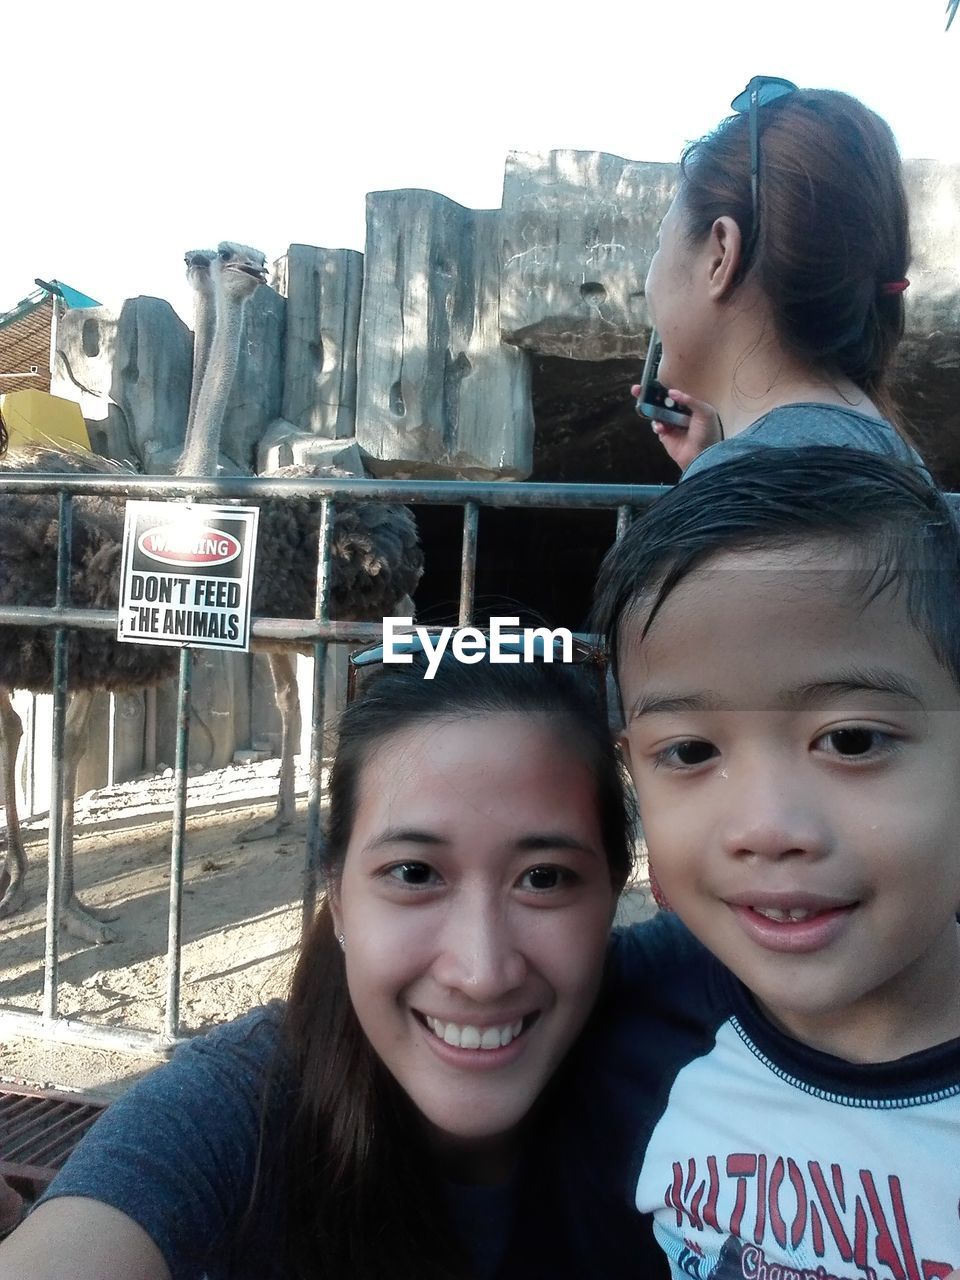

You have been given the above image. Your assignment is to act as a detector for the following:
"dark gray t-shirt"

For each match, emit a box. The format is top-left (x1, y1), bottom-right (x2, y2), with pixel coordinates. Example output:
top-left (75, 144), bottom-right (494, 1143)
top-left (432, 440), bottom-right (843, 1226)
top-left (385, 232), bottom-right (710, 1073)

top-left (35, 1006), bottom-right (530, 1279)
top-left (682, 403), bottom-right (929, 481)
top-left (38, 1005), bottom-right (290, 1280)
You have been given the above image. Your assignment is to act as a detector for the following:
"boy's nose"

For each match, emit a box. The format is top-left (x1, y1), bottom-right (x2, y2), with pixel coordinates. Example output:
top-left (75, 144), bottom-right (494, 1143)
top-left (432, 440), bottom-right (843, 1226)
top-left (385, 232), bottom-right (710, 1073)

top-left (431, 899), bottom-right (527, 999)
top-left (718, 765), bottom-right (829, 862)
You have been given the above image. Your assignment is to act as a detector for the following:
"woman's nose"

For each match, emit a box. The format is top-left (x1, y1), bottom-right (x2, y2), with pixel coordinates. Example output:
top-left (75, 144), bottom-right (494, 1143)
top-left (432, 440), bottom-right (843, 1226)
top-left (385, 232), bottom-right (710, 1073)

top-left (431, 898), bottom-right (527, 999)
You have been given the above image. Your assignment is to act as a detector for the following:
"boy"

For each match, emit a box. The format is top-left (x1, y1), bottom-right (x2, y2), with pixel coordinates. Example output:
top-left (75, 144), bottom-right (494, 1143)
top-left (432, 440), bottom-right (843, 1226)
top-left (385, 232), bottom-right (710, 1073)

top-left (577, 446), bottom-right (960, 1279)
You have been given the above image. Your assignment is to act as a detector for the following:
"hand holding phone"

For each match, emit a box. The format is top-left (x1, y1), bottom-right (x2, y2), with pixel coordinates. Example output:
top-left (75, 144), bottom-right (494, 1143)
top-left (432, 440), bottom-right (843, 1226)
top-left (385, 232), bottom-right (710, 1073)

top-left (634, 332), bottom-right (693, 430)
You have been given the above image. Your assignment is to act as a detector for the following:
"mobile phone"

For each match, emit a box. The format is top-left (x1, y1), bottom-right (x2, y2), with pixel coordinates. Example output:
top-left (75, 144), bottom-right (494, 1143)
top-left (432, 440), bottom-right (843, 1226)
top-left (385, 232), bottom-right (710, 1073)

top-left (635, 331), bottom-right (692, 429)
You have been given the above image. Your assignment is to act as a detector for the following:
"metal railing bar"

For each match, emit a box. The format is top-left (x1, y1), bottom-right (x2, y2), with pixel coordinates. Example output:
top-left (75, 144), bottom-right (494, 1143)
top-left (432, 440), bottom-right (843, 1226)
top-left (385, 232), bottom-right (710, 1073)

top-left (0, 610), bottom-right (392, 646)
top-left (303, 498), bottom-right (333, 930)
top-left (0, 473), bottom-right (666, 509)
top-left (25, 693), bottom-right (37, 817)
top-left (458, 503), bottom-right (479, 626)
top-left (163, 647), bottom-right (192, 1042)
top-left (42, 492), bottom-right (71, 1021)
top-left (0, 1008), bottom-right (182, 1056)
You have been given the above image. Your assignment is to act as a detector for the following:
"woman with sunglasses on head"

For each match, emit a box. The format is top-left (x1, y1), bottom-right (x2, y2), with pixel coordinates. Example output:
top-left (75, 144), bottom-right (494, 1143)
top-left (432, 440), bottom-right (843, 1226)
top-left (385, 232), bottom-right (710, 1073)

top-left (633, 79), bottom-right (928, 479)
top-left (0, 645), bottom-right (660, 1280)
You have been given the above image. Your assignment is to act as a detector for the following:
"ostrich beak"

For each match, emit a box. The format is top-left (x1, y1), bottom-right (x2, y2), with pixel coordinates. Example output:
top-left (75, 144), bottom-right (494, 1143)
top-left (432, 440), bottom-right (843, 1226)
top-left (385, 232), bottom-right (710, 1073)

top-left (226, 263), bottom-right (268, 284)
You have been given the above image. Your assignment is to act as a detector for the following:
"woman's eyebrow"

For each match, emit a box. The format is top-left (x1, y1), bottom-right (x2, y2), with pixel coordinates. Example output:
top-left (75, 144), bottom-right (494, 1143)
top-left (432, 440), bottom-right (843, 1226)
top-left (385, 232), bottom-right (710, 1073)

top-left (363, 829), bottom-right (447, 850)
top-left (514, 834), bottom-right (600, 855)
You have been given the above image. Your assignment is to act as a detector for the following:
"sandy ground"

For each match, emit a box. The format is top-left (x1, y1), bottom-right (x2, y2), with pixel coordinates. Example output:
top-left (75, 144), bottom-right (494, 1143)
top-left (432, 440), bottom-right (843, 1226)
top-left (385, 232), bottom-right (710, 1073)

top-left (0, 761), bottom-right (654, 1101)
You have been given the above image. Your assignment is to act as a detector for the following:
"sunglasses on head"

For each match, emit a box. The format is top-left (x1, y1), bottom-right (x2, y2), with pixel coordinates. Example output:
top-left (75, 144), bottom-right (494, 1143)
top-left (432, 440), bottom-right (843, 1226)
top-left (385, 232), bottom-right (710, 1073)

top-left (346, 631), bottom-right (606, 704)
top-left (729, 75), bottom-right (798, 269)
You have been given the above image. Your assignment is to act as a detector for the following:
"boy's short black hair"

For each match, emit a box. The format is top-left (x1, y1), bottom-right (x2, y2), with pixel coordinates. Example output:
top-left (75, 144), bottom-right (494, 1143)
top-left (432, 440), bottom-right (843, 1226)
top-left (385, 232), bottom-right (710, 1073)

top-left (591, 447), bottom-right (960, 685)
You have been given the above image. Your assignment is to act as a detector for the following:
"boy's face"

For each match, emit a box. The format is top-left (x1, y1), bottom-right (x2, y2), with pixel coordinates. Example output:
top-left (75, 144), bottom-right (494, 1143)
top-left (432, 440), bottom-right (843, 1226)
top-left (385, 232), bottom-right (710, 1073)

top-left (617, 542), bottom-right (960, 1061)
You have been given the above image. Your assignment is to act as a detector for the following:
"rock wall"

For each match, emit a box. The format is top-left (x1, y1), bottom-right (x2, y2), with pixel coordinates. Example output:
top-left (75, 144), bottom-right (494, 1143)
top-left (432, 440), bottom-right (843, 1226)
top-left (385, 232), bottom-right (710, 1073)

top-left (355, 191), bottom-right (534, 479)
top-left (500, 153), bottom-right (677, 360)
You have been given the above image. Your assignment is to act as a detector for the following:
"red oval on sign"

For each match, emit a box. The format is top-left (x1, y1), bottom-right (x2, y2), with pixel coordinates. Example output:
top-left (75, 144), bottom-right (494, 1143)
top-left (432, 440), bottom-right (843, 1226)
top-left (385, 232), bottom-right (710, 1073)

top-left (138, 525), bottom-right (242, 568)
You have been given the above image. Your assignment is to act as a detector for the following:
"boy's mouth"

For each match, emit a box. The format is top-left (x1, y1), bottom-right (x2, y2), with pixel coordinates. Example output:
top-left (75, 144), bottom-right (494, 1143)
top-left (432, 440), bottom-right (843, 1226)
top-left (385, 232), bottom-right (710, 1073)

top-left (752, 905), bottom-right (830, 922)
top-left (728, 895), bottom-right (858, 954)
top-left (728, 890), bottom-right (857, 917)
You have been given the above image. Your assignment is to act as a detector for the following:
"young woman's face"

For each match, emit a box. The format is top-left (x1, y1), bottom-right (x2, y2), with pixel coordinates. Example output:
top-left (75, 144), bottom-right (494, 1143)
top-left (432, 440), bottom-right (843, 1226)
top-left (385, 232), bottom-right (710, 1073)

top-left (643, 191), bottom-right (713, 393)
top-left (334, 712), bottom-right (617, 1154)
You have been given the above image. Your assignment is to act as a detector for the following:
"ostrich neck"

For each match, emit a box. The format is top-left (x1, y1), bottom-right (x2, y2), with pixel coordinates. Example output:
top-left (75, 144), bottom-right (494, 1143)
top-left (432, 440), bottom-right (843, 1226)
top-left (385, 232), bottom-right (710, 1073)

top-left (186, 287), bottom-right (215, 436)
top-left (177, 298), bottom-right (247, 477)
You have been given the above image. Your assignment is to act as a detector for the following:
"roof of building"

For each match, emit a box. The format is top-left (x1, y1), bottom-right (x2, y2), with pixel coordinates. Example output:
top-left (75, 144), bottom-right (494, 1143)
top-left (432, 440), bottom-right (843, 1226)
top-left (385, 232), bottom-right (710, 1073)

top-left (0, 280), bottom-right (102, 395)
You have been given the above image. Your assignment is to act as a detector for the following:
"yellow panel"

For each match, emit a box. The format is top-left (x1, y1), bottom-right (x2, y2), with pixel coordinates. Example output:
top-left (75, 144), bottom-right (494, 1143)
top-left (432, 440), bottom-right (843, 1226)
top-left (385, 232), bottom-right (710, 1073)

top-left (0, 389), bottom-right (90, 451)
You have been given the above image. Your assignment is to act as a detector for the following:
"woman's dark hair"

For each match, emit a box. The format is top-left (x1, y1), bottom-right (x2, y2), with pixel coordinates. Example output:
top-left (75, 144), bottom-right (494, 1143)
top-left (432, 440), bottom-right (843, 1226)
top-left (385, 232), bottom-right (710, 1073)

top-left (0, 409), bottom-right (7, 455)
top-left (279, 655), bottom-right (634, 1280)
top-left (678, 89), bottom-right (910, 426)
top-left (592, 446), bottom-right (960, 686)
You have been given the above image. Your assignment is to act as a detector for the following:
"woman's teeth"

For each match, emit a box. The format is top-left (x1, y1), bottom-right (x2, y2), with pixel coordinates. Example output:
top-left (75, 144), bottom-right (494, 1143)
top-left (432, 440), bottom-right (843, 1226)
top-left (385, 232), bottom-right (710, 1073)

top-left (424, 1016), bottom-right (524, 1050)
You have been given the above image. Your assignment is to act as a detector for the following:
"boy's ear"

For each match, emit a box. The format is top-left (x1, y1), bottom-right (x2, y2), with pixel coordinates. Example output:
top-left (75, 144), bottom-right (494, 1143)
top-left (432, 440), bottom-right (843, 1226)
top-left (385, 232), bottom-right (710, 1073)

top-left (706, 215), bottom-right (744, 301)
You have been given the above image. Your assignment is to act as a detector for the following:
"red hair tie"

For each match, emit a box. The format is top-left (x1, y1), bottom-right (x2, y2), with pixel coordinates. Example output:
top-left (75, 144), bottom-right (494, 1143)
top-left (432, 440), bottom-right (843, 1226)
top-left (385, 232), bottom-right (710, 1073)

top-left (880, 279), bottom-right (910, 296)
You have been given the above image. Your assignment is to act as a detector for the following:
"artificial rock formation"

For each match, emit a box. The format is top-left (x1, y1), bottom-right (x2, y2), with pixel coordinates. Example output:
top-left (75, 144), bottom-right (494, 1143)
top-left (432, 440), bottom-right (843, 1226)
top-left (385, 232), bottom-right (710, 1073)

top-left (46, 152), bottom-right (960, 489)
top-left (259, 244), bottom-right (365, 472)
top-left (500, 151), bottom-right (676, 360)
top-left (274, 244), bottom-right (363, 440)
top-left (355, 190), bottom-right (535, 480)
top-left (52, 297), bottom-right (192, 469)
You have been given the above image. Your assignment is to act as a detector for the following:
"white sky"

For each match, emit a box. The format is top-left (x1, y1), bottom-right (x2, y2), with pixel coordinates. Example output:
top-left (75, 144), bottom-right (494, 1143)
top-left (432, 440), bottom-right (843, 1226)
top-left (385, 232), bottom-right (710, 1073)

top-left (5, 0), bottom-right (958, 327)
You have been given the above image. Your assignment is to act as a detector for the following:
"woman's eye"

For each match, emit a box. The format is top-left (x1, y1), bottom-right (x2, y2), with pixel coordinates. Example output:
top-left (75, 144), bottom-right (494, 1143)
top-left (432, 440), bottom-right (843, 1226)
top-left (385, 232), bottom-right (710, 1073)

top-left (518, 865), bottom-right (574, 892)
top-left (655, 740), bottom-right (718, 768)
top-left (386, 862), bottom-right (438, 887)
top-left (818, 727), bottom-right (892, 758)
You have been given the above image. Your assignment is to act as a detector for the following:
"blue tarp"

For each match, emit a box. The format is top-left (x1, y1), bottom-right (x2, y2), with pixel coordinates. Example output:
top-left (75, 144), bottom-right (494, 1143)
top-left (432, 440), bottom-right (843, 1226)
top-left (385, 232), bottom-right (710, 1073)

top-left (44, 281), bottom-right (102, 309)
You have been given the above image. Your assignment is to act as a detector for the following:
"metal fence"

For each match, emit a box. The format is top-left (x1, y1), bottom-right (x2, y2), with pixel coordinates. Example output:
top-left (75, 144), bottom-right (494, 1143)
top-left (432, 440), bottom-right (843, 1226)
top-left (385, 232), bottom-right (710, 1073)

top-left (0, 471), bottom-right (665, 1058)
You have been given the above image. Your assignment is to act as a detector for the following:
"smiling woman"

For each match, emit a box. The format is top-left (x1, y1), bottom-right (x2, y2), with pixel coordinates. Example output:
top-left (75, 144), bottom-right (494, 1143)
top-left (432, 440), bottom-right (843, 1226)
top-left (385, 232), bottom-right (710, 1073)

top-left (0, 650), bottom-right (649, 1280)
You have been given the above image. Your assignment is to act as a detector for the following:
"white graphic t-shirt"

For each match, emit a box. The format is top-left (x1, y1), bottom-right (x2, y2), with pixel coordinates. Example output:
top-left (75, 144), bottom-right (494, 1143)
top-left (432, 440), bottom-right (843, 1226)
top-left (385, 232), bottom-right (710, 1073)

top-left (560, 914), bottom-right (960, 1280)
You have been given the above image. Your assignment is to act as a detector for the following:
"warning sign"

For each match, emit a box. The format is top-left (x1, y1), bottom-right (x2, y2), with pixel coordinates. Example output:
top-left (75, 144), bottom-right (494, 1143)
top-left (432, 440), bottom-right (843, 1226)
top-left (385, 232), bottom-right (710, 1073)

top-left (117, 501), bottom-right (260, 651)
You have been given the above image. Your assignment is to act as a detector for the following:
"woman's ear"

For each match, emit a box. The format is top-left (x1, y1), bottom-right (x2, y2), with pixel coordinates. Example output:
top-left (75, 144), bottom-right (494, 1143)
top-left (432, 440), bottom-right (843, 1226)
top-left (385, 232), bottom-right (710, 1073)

top-left (329, 886), bottom-right (343, 941)
top-left (706, 215), bottom-right (744, 300)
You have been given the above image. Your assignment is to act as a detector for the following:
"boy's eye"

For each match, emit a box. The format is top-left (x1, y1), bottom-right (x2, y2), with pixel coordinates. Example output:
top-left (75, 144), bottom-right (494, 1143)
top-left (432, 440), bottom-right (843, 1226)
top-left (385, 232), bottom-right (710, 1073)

top-left (518, 865), bottom-right (574, 892)
top-left (656, 740), bottom-right (718, 768)
top-left (387, 862), bottom-right (437, 887)
top-left (819, 727), bottom-right (890, 757)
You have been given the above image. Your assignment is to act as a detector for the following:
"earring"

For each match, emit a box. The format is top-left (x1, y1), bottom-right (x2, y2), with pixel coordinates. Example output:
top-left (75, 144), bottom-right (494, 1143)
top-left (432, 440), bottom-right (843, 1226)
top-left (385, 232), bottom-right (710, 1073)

top-left (337, 933), bottom-right (346, 950)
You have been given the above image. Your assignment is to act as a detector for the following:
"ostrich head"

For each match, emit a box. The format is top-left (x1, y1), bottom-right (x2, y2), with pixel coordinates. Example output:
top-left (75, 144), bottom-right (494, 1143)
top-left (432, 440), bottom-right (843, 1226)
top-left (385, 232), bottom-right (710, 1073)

top-left (184, 248), bottom-right (216, 291)
top-left (210, 242), bottom-right (268, 301)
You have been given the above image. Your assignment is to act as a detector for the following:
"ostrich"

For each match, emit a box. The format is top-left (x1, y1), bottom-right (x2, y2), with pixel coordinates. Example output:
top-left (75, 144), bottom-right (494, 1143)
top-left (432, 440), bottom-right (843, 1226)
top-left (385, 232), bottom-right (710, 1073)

top-left (184, 249), bottom-right (218, 438)
top-left (179, 242), bottom-right (423, 833)
top-left (0, 447), bottom-right (179, 942)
